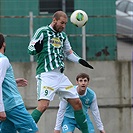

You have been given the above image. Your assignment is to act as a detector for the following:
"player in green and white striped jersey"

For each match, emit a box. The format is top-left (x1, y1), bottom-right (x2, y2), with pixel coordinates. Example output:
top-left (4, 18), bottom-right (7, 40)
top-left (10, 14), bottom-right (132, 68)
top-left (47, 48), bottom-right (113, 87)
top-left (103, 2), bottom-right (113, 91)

top-left (28, 11), bottom-right (93, 133)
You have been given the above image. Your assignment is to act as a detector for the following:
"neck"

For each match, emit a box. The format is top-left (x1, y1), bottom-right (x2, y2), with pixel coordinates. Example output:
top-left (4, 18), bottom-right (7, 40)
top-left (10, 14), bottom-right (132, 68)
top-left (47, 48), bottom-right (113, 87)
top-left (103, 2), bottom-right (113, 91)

top-left (0, 49), bottom-right (4, 54)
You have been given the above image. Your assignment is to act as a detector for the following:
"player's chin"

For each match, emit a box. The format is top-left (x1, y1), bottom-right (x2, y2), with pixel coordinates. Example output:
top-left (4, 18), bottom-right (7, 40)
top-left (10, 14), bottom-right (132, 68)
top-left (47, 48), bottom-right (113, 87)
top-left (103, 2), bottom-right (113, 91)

top-left (58, 28), bottom-right (64, 32)
top-left (81, 87), bottom-right (86, 90)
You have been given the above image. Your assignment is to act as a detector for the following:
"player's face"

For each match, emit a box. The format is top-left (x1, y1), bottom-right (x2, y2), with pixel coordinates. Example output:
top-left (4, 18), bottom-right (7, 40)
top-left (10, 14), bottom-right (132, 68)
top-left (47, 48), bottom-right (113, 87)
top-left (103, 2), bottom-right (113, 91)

top-left (53, 17), bottom-right (67, 32)
top-left (77, 78), bottom-right (89, 92)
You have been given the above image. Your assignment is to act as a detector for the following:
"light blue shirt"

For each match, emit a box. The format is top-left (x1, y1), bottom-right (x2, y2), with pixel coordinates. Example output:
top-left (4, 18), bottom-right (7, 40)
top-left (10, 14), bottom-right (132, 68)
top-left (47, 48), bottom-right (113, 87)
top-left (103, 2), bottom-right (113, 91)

top-left (0, 53), bottom-right (23, 111)
top-left (64, 86), bottom-right (95, 119)
top-left (55, 86), bottom-right (104, 131)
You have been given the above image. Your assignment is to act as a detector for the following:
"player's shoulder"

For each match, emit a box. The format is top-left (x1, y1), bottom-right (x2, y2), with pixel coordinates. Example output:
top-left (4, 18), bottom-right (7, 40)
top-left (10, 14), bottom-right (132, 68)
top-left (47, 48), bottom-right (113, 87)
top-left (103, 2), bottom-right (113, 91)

top-left (36, 26), bottom-right (49, 33)
top-left (0, 54), bottom-right (9, 61)
top-left (61, 31), bottom-right (67, 37)
top-left (87, 87), bottom-right (96, 95)
top-left (0, 54), bottom-right (10, 67)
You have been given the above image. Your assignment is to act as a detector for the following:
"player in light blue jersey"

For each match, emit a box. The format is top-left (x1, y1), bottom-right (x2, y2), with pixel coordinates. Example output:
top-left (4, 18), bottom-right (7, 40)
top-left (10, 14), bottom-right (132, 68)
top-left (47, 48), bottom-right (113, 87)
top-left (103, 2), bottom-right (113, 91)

top-left (54, 73), bottom-right (106, 133)
top-left (0, 33), bottom-right (39, 133)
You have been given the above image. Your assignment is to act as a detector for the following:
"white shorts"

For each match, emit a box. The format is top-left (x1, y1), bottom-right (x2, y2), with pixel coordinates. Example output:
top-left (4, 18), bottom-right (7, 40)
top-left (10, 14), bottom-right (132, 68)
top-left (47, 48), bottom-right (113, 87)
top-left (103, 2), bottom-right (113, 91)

top-left (36, 69), bottom-right (79, 101)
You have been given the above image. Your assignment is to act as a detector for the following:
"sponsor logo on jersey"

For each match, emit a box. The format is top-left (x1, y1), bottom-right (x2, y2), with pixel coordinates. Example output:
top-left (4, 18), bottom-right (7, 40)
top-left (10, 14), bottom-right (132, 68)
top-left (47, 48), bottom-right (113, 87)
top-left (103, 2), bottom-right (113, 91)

top-left (85, 98), bottom-right (90, 104)
top-left (50, 37), bottom-right (61, 48)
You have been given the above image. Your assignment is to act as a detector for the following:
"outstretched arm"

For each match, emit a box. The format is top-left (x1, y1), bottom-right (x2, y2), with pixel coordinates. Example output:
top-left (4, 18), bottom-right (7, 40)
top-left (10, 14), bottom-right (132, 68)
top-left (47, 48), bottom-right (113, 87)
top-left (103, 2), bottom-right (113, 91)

top-left (90, 94), bottom-right (106, 133)
top-left (63, 36), bottom-right (94, 69)
top-left (16, 78), bottom-right (28, 87)
top-left (54, 99), bottom-right (68, 133)
top-left (66, 50), bottom-right (94, 69)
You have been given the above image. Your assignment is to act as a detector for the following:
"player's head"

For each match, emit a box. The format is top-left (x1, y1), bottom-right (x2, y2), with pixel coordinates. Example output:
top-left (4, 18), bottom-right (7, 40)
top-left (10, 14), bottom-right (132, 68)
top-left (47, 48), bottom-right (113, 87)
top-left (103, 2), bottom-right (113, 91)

top-left (76, 73), bottom-right (90, 93)
top-left (51, 11), bottom-right (68, 32)
top-left (0, 33), bottom-right (6, 53)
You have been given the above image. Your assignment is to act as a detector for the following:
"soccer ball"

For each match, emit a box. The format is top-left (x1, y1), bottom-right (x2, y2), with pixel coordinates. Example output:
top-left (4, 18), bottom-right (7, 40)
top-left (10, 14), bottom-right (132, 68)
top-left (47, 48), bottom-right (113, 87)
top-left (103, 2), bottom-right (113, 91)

top-left (70, 10), bottom-right (88, 27)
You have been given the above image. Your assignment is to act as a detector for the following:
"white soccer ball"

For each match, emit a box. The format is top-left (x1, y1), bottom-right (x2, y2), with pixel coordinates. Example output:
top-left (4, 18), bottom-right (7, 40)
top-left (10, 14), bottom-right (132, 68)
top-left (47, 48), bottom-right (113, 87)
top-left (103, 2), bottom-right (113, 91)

top-left (70, 10), bottom-right (88, 27)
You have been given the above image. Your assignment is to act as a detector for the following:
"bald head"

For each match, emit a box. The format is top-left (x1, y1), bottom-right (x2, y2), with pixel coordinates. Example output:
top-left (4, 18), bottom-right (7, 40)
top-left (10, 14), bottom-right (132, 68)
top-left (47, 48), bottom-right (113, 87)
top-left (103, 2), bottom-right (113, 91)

top-left (53, 11), bottom-right (68, 20)
top-left (51, 11), bottom-right (68, 32)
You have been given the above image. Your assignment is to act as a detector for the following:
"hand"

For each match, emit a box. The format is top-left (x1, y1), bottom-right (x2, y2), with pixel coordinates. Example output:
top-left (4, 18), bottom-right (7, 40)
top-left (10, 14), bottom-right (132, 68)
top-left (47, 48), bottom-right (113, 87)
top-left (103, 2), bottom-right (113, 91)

top-left (16, 78), bottom-right (28, 87)
top-left (78, 58), bottom-right (94, 69)
top-left (100, 130), bottom-right (106, 133)
top-left (0, 111), bottom-right (6, 121)
top-left (54, 130), bottom-right (60, 133)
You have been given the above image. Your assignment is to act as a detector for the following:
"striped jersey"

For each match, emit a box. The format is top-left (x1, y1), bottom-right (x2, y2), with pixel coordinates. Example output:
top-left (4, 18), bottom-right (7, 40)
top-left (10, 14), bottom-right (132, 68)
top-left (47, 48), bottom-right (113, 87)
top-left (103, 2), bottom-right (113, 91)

top-left (0, 53), bottom-right (23, 112)
top-left (28, 25), bottom-right (72, 75)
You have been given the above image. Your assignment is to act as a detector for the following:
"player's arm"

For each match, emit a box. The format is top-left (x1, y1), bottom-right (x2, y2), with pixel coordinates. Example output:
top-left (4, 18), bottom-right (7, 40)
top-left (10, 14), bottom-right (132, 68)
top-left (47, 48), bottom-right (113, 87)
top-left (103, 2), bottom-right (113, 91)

top-left (90, 94), bottom-right (105, 133)
top-left (66, 50), bottom-right (94, 69)
top-left (63, 37), bottom-right (93, 69)
top-left (0, 58), bottom-right (9, 120)
top-left (16, 78), bottom-right (28, 87)
top-left (28, 30), bottom-right (44, 55)
top-left (54, 98), bottom-right (68, 133)
top-left (0, 80), bottom-right (6, 121)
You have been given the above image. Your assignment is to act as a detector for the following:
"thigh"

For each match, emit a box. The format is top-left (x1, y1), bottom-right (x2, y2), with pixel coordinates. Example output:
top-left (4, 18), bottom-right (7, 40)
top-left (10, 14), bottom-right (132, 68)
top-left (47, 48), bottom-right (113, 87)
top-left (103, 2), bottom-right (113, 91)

top-left (1, 119), bottom-right (16, 133)
top-left (62, 117), bottom-right (76, 133)
top-left (6, 104), bottom-right (38, 133)
top-left (36, 73), bottom-right (58, 101)
top-left (58, 75), bottom-right (79, 99)
top-left (67, 98), bottom-right (82, 110)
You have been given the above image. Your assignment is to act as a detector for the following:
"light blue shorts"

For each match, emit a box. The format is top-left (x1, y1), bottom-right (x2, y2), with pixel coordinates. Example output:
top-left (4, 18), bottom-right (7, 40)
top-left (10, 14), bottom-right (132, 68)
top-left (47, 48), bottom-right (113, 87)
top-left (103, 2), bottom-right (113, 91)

top-left (62, 116), bottom-right (95, 133)
top-left (0, 104), bottom-right (38, 133)
top-left (0, 121), bottom-right (1, 133)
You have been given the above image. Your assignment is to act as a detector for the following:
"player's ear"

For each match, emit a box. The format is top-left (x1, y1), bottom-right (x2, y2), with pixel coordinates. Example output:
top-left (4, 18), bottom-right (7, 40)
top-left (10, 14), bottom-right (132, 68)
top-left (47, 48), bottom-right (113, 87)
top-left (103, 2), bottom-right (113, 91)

top-left (3, 42), bottom-right (6, 47)
top-left (53, 18), bottom-right (57, 23)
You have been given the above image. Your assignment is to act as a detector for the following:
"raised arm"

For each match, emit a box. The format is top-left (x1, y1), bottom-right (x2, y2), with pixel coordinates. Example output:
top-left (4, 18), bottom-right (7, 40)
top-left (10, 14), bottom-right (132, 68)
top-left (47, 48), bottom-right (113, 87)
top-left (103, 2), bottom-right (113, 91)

top-left (54, 98), bottom-right (68, 133)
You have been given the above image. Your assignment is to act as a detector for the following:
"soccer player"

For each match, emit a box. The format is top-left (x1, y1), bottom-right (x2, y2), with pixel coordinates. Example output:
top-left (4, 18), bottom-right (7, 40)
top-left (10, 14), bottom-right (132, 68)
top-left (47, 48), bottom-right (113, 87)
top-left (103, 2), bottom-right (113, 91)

top-left (28, 11), bottom-right (93, 133)
top-left (0, 33), bottom-right (39, 133)
top-left (54, 73), bottom-right (106, 133)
